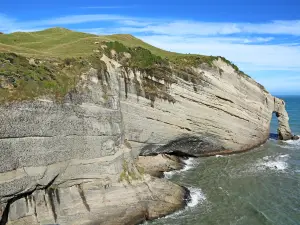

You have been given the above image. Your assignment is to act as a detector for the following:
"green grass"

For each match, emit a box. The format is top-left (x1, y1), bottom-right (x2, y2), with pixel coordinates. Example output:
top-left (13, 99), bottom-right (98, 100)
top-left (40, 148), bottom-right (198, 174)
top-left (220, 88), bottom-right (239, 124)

top-left (103, 41), bottom-right (169, 69)
top-left (0, 27), bottom-right (240, 70)
top-left (0, 28), bottom-right (99, 57)
top-left (119, 160), bottom-right (142, 183)
top-left (0, 27), bottom-right (266, 103)
top-left (0, 28), bottom-right (212, 61)
top-left (0, 52), bottom-right (90, 103)
top-left (0, 28), bottom-right (245, 75)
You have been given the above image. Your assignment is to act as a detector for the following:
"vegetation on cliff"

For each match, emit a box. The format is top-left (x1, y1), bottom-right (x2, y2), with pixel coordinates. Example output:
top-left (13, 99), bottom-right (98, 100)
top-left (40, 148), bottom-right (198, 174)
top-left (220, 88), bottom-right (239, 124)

top-left (0, 27), bottom-right (264, 103)
top-left (0, 52), bottom-right (89, 103)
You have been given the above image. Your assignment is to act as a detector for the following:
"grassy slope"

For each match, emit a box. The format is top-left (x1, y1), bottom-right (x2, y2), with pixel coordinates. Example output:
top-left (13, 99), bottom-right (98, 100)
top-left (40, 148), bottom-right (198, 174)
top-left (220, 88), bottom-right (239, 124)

top-left (0, 27), bottom-right (189, 59)
top-left (0, 27), bottom-right (246, 72)
top-left (0, 27), bottom-right (265, 103)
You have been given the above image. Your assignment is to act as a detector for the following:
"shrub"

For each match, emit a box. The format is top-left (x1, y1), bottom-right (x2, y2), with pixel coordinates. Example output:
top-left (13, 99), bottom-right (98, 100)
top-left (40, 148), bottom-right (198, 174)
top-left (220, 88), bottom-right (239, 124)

top-left (0, 53), bottom-right (88, 103)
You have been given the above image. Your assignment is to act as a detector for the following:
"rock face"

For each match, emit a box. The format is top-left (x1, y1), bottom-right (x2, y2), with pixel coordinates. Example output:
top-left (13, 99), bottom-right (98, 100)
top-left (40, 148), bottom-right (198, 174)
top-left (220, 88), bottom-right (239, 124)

top-left (121, 58), bottom-right (294, 157)
top-left (137, 154), bottom-right (183, 178)
top-left (273, 98), bottom-right (294, 140)
top-left (0, 54), bottom-right (294, 224)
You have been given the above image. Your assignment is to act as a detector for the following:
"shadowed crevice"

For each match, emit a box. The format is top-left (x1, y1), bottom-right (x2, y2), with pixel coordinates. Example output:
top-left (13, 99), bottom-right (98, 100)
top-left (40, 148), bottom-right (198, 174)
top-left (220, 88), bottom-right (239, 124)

top-left (77, 184), bottom-right (90, 212)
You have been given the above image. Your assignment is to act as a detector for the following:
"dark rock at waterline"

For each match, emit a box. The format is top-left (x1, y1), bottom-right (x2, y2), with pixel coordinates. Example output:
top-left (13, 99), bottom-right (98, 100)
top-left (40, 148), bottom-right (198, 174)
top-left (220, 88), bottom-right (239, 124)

top-left (140, 136), bottom-right (224, 157)
top-left (292, 135), bottom-right (299, 140)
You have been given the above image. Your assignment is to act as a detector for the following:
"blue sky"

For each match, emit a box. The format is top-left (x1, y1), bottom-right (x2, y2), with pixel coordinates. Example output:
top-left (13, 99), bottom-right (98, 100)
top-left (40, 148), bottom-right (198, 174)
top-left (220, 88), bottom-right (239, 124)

top-left (1, 0), bottom-right (300, 95)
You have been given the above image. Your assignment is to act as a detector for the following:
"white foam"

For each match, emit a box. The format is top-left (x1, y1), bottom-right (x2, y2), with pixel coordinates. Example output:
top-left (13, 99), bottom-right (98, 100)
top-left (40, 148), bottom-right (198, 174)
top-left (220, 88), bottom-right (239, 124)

top-left (283, 136), bottom-right (300, 146)
top-left (181, 158), bottom-right (195, 171)
top-left (158, 187), bottom-right (206, 220)
top-left (215, 155), bottom-right (224, 158)
top-left (257, 154), bottom-right (289, 171)
top-left (260, 160), bottom-right (288, 171)
top-left (187, 187), bottom-right (206, 207)
top-left (163, 170), bottom-right (176, 179)
top-left (278, 154), bottom-right (289, 158)
top-left (163, 157), bottom-right (195, 179)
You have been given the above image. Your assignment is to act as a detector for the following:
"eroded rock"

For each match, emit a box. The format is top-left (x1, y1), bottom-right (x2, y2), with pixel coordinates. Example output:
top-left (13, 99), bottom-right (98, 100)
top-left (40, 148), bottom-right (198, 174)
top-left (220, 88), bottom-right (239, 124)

top-left (4, 176), bottom-right (188, 225)
top-left (273, 97), bottom-right (293, 140)
top-left (0, 53), bottom-right (295, 225)
top-left (137, 154), bottom-right (183, 177)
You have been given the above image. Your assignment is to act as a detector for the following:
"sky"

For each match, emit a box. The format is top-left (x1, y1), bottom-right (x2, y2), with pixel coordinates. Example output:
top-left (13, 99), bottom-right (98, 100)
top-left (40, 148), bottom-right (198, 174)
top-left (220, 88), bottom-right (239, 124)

top-left (1, 0), bottom-right (300, 95)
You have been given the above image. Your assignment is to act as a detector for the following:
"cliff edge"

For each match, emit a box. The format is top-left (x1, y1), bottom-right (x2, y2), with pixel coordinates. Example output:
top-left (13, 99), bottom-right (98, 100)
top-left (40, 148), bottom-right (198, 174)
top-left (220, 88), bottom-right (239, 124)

top-left (0, 28), bottom-right (296, 225)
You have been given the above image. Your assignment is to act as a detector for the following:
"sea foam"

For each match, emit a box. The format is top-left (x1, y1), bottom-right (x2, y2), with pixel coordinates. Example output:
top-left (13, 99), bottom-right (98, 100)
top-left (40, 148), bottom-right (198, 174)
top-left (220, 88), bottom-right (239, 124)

top-left (181, 158), bottom-right (195, 171)
top-left (164, 157), bottom-right (195, 178)
top-left (257, 154), bottom-right (289, 171)
top-left (284, 136), bottom-right (300, 146)
top-left (161, 187), bottom-right (207, 220)
top-left (187, 187), bottom-right (206, 207)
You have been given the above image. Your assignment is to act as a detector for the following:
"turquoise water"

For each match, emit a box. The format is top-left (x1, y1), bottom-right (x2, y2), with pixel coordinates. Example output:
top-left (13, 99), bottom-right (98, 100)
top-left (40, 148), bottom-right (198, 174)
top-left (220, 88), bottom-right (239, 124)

top-left (148, 96), bottom-right (300, 225)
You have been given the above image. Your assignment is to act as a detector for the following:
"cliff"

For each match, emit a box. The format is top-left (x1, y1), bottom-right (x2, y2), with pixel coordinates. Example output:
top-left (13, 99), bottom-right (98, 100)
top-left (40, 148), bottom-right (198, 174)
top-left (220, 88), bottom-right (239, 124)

top-left (0, 28), bottom-right (295, 225)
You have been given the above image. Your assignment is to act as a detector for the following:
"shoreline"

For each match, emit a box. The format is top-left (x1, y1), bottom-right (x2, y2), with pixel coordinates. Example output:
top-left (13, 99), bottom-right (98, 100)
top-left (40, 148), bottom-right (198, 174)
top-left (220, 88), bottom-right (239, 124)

top-left (139, 136), bottom-right (300, 224)
top-left (136, 155), bottom-right (199, 225)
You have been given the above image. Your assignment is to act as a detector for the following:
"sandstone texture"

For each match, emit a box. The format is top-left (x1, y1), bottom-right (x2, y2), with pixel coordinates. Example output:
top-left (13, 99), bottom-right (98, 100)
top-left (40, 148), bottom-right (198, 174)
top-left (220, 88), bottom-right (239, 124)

top-left (137, 154), bottom-right (183, 177)
top-left (121, 58), bottom-right (294, 157)
top-left (0, 52), bottom-right (295, 224)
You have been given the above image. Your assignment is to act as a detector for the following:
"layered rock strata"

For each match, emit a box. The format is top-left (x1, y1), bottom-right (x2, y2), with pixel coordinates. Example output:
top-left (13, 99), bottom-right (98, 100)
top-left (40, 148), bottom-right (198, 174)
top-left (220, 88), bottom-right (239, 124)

top-left (0, 53), bottom-right (295, 224)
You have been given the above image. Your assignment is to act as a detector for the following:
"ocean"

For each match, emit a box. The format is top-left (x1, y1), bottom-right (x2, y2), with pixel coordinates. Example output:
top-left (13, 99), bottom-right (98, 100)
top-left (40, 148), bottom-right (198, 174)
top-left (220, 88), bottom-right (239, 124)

top-left (147, 96), bottom-right (300, 225)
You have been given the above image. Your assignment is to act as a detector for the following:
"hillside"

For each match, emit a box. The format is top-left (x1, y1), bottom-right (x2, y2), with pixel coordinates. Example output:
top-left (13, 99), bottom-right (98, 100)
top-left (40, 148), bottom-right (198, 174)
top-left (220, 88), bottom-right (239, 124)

top-left (0, 27), bottom-right (242, 67)
top-left (0, 27), bottom-right (179, 58)
top-left (0, 27), bottom-right (255, 104)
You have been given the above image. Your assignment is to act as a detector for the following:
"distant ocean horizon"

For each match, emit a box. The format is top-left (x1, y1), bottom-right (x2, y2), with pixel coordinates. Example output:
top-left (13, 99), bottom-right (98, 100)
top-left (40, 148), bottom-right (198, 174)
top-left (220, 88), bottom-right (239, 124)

top-left (147, 95), bottom-right (300, 225)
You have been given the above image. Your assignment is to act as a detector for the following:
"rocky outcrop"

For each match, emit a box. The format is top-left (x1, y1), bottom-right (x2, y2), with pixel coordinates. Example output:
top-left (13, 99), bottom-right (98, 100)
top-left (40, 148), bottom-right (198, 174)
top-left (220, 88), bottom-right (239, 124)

top-left (0, 55), bottom-right (192, 225)
top-left (137, 154), bottom-right (183, 177)
top-left (120, 58), bottom-right (294, 157)
top-left (273, 97), bottom-right (296, 140)
top-left (1, 176), bottom-right (187, 225)
top-left (0, 51), bottom-right (295, 224)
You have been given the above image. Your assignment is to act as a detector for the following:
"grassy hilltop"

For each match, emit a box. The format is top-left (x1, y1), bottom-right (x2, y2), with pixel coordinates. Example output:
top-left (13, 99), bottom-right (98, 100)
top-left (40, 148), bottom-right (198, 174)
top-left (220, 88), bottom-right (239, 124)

top-left (0, 27), bottom-right (180, 58)
top-left (0, 27), bottom-right (249, 103)
top-left (0, 27), bottom-right (231, 64)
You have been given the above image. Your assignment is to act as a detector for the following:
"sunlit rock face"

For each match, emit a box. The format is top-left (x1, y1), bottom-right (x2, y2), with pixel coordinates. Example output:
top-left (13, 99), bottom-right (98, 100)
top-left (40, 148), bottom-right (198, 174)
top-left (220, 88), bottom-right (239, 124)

top-left (273, 97), bottom-right (295, 140)
top-left (0, 55), bottom-right (294, 225)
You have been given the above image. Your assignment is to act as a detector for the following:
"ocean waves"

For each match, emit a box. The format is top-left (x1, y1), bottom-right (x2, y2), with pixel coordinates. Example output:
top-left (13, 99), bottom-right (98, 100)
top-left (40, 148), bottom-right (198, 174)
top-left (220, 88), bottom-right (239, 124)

top-left (164, 157), bottom-right (196, 179)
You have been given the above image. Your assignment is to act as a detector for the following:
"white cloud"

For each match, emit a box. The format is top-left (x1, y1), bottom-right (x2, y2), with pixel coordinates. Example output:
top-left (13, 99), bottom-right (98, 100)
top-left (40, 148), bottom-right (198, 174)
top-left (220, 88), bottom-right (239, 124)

top-left (242, 20), bottom-right (300, 36)
top-left (118, 20), bottom-right (153, 27)
top-left (255, 75), bottom-right (300, 94)
top-left (243, 37), bottom-right (274, 43)
top-left (1, 12), bottom-right (300, 93)
top-left (0, 14), bottom-right (16, 32)
top-left (136, 35), bottom-right (300, 72)
top-left (27, 14), bottom-right (128, 27)
top-left (103, 20), bottom-right (300, 36)
top-left (2, 13), bottom-right (300, 36)
top-left (0, 14), bottom-right (132, 33)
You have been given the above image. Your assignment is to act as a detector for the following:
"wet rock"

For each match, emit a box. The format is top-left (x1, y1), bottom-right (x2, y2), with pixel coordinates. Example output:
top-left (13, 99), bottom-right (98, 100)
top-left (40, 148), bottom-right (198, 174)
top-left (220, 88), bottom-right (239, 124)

top-left (292, 135), bottom-right (299, 140)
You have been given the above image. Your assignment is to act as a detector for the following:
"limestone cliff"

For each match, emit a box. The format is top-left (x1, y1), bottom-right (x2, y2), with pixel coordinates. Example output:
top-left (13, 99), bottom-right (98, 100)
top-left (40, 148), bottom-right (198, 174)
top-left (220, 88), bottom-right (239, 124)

top-left (0, 40), bottom-right (295, 225)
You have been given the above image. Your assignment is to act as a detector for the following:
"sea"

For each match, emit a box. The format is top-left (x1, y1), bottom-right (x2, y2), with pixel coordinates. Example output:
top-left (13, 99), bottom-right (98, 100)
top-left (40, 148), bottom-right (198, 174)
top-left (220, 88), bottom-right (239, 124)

top-left (147, 96), bottom-right (300, 225)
